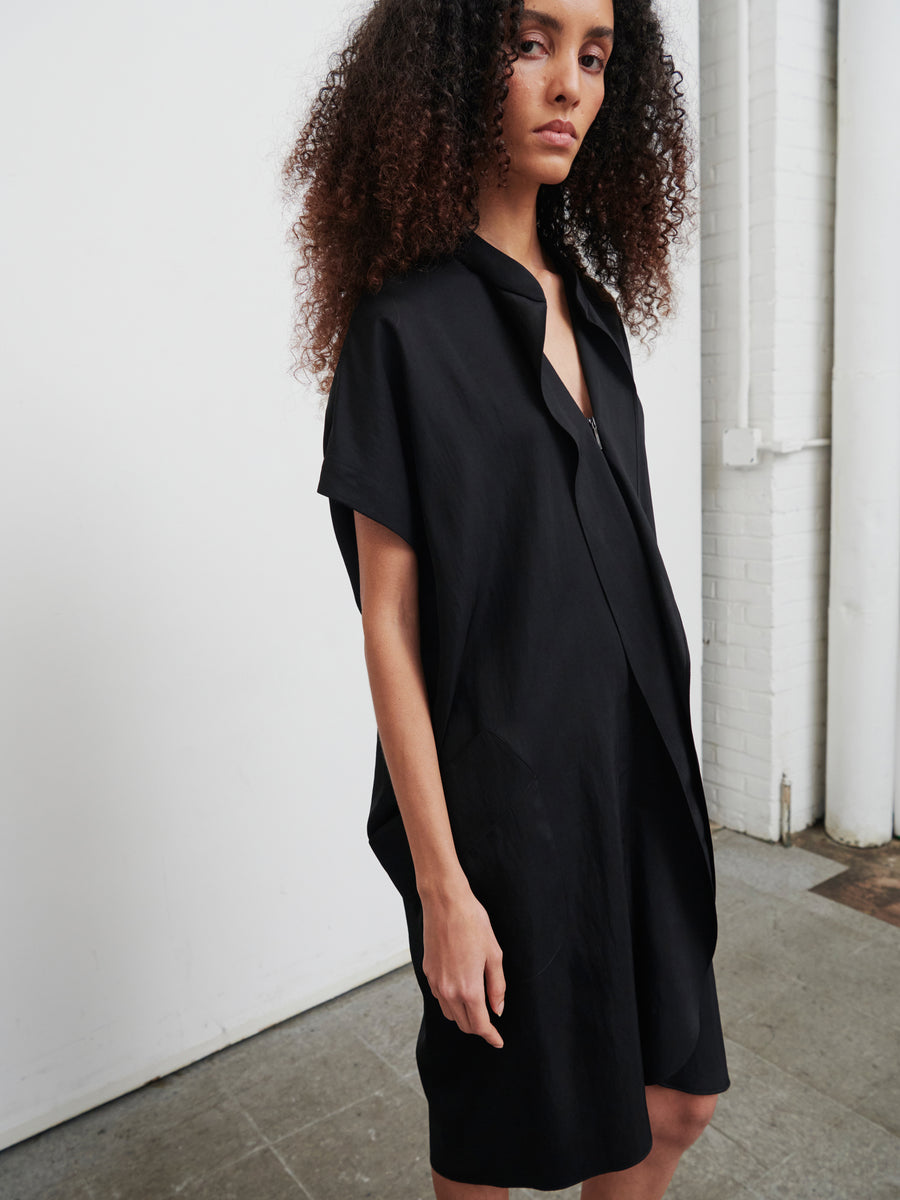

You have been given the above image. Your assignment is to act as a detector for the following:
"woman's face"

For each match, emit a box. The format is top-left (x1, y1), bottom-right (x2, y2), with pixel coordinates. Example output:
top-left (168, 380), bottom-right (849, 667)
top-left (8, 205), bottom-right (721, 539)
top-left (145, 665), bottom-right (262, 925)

top-left (499, 0), bottom-right (615, 188)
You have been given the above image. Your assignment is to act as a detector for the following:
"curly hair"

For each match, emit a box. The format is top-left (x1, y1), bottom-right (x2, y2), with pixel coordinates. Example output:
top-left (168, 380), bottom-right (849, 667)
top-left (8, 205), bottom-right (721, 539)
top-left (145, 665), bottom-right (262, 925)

top-left (281, 0), bottom-right (695, 394)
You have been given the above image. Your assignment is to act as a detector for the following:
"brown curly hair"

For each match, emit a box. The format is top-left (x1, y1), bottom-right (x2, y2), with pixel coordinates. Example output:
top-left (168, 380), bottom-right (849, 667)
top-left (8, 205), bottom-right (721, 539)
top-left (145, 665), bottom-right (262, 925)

top-left (281, 0), bottom-right (695, 394)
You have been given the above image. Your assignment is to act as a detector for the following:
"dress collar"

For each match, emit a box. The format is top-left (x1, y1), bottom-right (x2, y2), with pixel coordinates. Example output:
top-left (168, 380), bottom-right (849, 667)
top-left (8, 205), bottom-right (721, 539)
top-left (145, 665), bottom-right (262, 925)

top-left (454, 229), bottom-right (629, 370)
top-left (454, 229), bottom-right (549, 302)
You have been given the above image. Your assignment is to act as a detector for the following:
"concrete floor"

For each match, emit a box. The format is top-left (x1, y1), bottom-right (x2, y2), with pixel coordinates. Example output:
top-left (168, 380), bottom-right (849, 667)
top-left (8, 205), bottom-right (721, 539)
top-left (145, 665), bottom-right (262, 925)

top-left (2, 825), bottom-right (899, 1200)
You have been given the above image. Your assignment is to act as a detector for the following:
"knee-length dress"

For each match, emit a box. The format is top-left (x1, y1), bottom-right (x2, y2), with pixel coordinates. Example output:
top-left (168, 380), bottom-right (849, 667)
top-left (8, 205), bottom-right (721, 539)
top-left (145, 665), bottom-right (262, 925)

top-left (316, 230), bottom-right (731, 1192)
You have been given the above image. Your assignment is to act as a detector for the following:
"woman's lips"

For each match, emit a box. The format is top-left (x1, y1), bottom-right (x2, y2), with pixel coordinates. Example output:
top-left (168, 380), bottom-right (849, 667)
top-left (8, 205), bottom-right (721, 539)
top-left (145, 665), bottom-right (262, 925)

top-left (535, 128), bottom-right (576, 146)
top-left (534, 120), bottom-right (577, 146)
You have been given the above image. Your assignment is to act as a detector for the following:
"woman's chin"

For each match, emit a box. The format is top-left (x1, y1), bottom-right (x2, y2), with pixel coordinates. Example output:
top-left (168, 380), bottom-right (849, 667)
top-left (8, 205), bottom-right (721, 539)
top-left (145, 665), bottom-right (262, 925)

top-left (509, 160), bottom-right (575, 190)
top-left (535, 167), bottom-right (574, 189)
top-left (533, 152), bottom-right (576, 185)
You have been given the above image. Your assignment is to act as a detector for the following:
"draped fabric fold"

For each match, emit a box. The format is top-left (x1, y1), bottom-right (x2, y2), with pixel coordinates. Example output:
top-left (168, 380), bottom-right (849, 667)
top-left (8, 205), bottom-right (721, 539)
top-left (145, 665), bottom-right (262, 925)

top-left (455, 231), bottom-right (716, 900)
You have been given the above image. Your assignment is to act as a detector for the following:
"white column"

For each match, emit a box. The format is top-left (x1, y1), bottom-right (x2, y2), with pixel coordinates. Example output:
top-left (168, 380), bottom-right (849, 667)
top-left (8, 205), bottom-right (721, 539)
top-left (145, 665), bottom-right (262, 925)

top-left (826, 0), bottom-right (900, 845)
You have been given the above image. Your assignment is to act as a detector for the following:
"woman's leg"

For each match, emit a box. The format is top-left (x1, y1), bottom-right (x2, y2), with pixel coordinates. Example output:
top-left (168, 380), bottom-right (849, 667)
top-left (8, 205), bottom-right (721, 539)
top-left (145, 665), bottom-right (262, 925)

top-left (579, 1085), bottom-right (719, 1200)
top-left (431, 1167), bottom-right (508, 1200)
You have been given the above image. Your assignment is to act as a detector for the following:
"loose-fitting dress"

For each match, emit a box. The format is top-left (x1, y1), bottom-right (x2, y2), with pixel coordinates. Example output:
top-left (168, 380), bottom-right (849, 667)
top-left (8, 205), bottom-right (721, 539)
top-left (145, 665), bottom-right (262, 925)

top-left (316, 230), bottom-right (730, 1191)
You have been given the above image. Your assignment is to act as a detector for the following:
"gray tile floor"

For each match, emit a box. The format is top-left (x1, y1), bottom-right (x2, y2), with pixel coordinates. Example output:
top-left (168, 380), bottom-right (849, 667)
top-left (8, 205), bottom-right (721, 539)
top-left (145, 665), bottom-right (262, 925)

top-left (2, 827), bottom-right (899, 1200)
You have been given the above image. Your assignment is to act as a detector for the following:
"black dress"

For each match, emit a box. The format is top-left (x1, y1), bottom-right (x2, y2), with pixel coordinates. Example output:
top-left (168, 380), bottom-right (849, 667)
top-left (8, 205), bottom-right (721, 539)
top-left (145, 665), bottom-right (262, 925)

top-left (316, 230), bottom-right (730, 1191)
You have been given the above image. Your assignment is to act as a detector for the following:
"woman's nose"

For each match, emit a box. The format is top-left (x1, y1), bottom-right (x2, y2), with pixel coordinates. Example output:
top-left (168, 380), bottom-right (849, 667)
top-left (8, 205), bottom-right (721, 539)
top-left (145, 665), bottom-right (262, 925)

top-left (544, 52), bottom-right (582, 104)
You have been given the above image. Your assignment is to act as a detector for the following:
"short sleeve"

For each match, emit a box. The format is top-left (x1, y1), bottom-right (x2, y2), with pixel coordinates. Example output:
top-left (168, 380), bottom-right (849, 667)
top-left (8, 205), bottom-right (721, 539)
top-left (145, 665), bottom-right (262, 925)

top-left (316, 294), bottom-right (425, 611)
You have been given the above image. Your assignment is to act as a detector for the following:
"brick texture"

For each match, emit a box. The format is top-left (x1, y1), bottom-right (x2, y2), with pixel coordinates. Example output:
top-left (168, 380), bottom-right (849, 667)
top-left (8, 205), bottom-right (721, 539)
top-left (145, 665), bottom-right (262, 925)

top-left (699, 0), bottom-right (837, 838)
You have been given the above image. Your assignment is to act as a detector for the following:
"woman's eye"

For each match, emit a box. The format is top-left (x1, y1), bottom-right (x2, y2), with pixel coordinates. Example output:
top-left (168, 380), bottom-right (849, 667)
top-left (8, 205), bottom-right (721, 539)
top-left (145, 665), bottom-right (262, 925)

top-left (517, 38), bottom-right (606, 71)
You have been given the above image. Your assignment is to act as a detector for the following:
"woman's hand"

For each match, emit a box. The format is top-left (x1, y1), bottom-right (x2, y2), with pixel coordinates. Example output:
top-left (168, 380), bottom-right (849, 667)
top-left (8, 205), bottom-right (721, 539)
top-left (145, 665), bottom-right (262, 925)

top-left (420, 883), bottom-right (506, 1048)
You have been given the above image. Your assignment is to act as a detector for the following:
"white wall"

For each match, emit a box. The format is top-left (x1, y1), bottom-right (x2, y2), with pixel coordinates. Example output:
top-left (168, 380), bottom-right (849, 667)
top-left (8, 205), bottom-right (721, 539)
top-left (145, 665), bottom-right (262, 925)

top-left (699, 0), bottom-right (837, 838)
top-left (0, 0), bottom-right (703, 1148)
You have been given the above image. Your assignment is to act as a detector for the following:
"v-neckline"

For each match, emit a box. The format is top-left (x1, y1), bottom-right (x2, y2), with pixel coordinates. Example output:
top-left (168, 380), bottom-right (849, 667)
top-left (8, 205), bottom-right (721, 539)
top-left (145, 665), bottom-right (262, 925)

top-left (541, 351), bottom-right (604, 450)
top-left (541, 260), bottom-right (599, 426)
top-left (542, 350), bottom-right (594, 424)
top-left (454, 231), bottom-right (607, 447)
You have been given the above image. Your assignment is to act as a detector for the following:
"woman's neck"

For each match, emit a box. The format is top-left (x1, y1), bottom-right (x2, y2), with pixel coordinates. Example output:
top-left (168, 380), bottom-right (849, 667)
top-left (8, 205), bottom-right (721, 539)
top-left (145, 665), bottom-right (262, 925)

top-left (473, 184), bottom-right (556, 278)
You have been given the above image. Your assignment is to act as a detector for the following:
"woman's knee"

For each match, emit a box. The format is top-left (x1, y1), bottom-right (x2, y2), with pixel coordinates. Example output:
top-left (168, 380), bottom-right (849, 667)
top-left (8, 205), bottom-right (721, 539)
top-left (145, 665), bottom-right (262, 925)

top-left (646, 1084), bottom-right (718, 1151)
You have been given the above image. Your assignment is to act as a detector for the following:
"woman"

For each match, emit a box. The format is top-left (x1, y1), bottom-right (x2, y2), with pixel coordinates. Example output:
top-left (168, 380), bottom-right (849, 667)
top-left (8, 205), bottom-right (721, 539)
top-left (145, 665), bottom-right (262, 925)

top-left (282, 0), bottom-right (730, 1196)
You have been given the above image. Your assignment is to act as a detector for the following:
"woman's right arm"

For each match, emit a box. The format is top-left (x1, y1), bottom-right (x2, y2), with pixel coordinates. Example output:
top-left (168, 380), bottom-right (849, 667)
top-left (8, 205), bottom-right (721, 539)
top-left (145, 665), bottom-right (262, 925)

top-left (353, 509), bottom-right (506, 1049)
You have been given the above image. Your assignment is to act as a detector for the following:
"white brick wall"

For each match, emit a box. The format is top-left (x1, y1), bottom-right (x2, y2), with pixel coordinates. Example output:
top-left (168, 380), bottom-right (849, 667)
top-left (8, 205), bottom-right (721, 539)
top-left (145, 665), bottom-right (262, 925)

top-left (699, 0), bottom-right (837, 839)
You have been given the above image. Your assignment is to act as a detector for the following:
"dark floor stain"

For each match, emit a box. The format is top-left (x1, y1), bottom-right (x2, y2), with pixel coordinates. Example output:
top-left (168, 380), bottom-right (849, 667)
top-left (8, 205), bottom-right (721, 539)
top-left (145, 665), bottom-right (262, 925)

top-left (791, 819), bottom-right (900, 929)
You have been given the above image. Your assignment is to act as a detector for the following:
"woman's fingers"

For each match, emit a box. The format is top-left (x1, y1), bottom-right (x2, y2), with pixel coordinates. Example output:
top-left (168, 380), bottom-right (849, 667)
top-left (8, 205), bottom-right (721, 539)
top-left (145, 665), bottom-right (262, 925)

top-left (463, 993), bottom-right (504, 1048)
top-left (435, 996), bottom-right (456, 1025)
top-left (434, 978), bottom-right (504, 1047)
top-left (484, 947), bottom-right (506, 1019)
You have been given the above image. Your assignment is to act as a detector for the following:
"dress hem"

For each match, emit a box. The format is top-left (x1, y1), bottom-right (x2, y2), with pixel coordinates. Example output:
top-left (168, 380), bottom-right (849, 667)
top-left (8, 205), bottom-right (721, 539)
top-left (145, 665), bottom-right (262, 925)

top-left (428, 1123), bottom-right (655, 1193)
top-left (648, 1075), bottom-right (732, 1096)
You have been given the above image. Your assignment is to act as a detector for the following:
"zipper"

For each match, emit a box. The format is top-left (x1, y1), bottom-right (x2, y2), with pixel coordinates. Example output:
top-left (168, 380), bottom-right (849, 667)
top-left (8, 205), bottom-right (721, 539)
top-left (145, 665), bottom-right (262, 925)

top-left (588, 414), bottom-right (603, 449)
